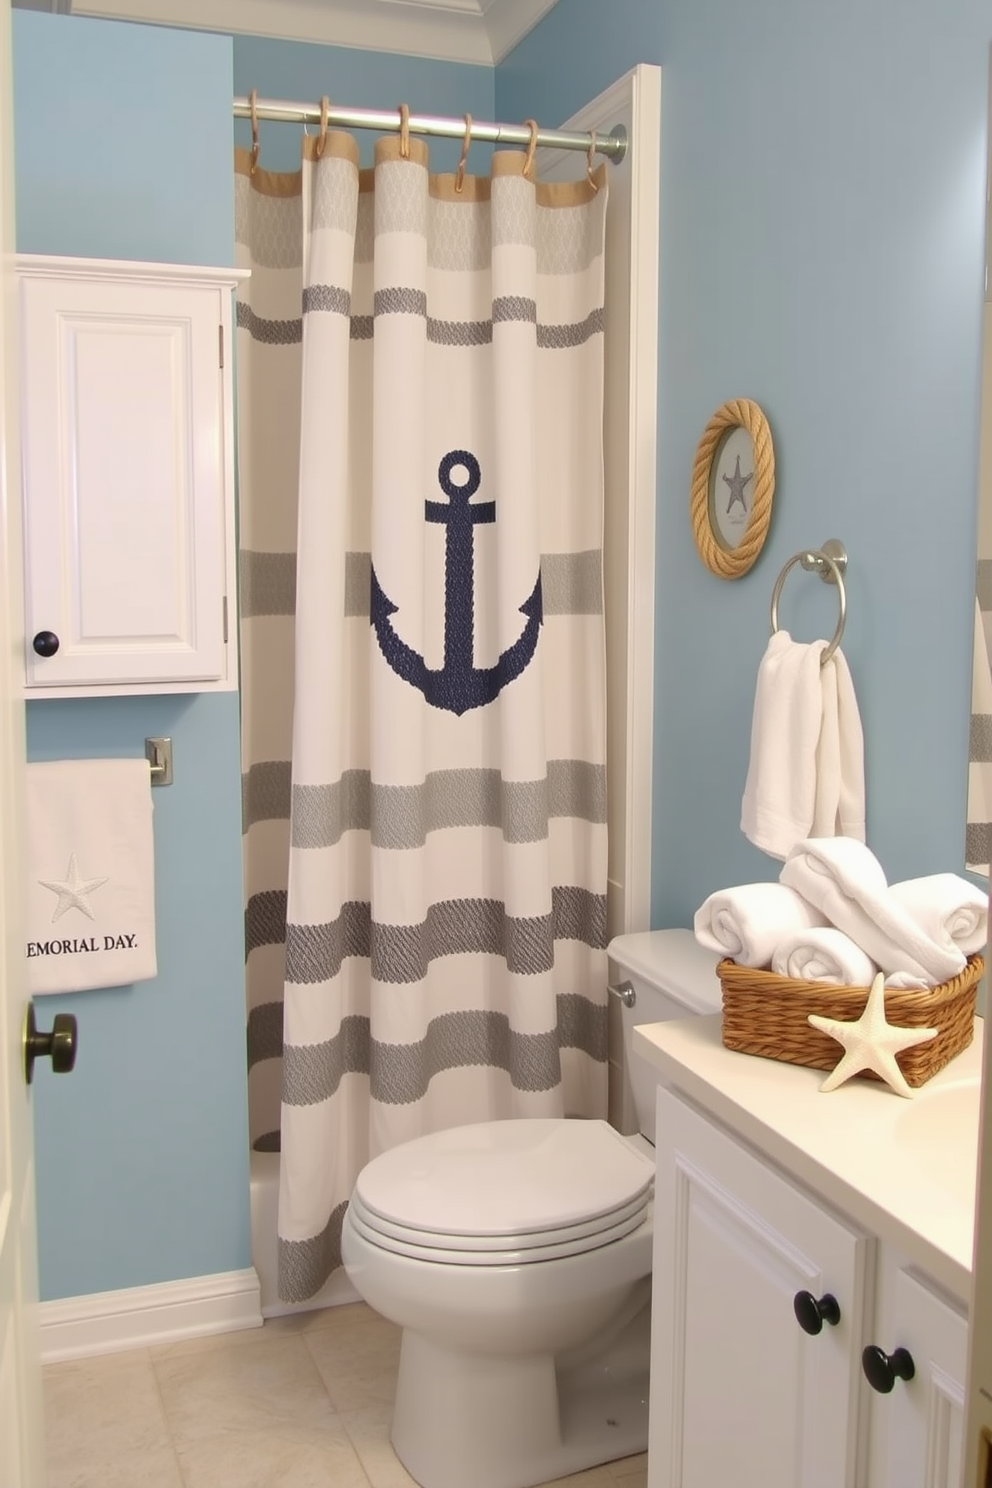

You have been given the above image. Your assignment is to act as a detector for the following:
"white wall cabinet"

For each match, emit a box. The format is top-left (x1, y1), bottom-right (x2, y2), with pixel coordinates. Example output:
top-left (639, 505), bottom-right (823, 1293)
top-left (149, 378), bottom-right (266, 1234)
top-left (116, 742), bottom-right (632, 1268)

top-left (650, 1086), bottom-right (967, 1488)
top-left (18, 256), bottom-right (245, 697)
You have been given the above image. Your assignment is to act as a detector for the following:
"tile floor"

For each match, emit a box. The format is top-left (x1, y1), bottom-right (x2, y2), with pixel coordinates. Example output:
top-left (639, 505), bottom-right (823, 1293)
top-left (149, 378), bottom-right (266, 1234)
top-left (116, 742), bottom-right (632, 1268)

top-left (43, 1302), bottom-right (649, 1488)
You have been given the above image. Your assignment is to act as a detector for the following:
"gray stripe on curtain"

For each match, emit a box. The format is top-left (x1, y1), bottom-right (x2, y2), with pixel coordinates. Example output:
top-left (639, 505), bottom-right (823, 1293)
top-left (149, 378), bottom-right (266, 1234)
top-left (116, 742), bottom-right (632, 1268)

top-left (247, 999), bottom-right (285, 1068)
top-left (293, 772), bottom-right (370, 848)
top-left (246, 889), bottom-right (288, 956)
top-left (971, 715), bottom-right (992, 763)
top-left (285, 901), bottom-right (372, 983)
top-left (290, 762), bottom-right (606, 848)
top-left (244, 304), bottom-right (605, 349)
top-left (967, 821), bottom-right (992, 868)
top-left (240, 551), bottom-right (297, 617)
top-left (281, 995), bottom-right (608, 1108)
top-left (243, 761), bottom-right (293, 829)
top-left (285, 887), bottom-right (606, 986)
top-left (278, 1203), bottom-right (348, 1304)
top-left (236, 300), bottom-right (302, 346)
top-left (282, 1014), bottom-right (371, 1101)
top-left (302, 284), bottom-right (351, 317)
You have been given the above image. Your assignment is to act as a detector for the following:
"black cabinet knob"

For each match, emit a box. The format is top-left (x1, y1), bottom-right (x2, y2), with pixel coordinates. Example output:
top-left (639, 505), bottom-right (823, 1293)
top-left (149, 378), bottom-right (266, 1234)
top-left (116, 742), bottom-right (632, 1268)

top-left (794, 1291), bottom-right (841, 1335)
top-left (24, 1003), bottom-right (78, 1084)
top-left (862, 1344), bottom-right (915, 1393)
top-left (32, 630), bottom-right (60, 657)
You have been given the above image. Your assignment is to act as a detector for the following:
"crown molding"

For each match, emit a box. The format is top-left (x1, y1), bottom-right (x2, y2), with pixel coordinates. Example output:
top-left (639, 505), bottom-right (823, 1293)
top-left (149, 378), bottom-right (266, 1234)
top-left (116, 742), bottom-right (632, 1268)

top-left (64, 0), bottom-right (558, 64)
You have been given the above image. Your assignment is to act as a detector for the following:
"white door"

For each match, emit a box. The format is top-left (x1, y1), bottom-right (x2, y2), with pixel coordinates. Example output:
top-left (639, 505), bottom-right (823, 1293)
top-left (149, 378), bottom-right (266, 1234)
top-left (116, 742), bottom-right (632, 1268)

top-left (650, 1088), bottom-right (870, 1488)
top-left (0, 0), bottom-right (47, 1481)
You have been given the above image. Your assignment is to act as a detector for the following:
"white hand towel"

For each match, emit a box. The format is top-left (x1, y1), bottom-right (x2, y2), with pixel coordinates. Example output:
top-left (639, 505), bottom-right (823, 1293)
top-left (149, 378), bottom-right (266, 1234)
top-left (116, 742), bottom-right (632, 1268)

top-left (888, 874), bottom-right (987, 958)
top-left (741, 632), bottom-right (866, 861)
top-left (771, 926), bottom-right (878, 985)
top-left (25, 759), bottom-right (157, 994)
top-left (811, 650), bottom-right (866, 842)
top-left (694, 882), bottom-right (828, 969)
top-left (780, 838), bottom-right (965, 987)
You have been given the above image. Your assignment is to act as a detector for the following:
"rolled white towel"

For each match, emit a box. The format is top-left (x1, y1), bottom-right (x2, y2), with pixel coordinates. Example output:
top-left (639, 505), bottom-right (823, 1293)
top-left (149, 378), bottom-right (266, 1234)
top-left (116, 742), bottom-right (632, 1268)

top-left (771, 927), bottom-right (878, 985)
top-left (780, 838), bottom-right (966, 987)
top-left (888, 874), bottom-right (987, 959)
top-left (694, 882), bottom-right (828, 969)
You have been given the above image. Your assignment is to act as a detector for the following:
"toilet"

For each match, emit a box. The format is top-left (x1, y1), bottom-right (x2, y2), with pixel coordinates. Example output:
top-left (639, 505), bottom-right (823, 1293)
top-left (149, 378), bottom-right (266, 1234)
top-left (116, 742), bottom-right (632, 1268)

top-left (340, 929), bottom-right (722, 1488)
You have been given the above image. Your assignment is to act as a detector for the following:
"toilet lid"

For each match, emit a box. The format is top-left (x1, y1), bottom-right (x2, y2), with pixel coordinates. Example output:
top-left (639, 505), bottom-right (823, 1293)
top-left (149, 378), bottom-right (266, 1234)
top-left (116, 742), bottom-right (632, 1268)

top-left (353, 1119), bottom-right (654, 1241)
top-left (347, 1192), bottom-right (650, 1266)
top-left (349, 1186), bottom-right (650, 1254)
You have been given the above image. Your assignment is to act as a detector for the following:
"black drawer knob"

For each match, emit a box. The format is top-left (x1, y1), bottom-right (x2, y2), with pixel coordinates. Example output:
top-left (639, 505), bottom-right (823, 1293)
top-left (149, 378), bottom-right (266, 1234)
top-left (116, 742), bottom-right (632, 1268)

top-left (862, 1344), bottom-right (915, 1393)
top-left (794, 1291), bottom-right (841, 1335)
top-left (32, 630), bottom-right (60, 657)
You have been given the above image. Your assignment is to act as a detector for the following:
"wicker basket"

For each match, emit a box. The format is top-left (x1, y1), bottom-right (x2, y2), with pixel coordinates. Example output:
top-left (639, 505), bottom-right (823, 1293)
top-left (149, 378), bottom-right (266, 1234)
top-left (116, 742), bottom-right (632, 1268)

top-left (719, 954), bottom-right (984, 1088)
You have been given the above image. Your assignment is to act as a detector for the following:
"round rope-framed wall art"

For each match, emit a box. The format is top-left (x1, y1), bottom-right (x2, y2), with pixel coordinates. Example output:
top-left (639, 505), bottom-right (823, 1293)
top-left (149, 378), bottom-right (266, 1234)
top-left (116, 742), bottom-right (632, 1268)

top-left (689, 398), bottom-right (775, 579)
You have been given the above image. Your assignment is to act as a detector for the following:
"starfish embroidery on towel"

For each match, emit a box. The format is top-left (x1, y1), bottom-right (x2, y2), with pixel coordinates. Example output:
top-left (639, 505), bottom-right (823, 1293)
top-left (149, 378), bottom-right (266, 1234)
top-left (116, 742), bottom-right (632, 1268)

top-left (39, 853), bottom-right (109, 922)
top-left (807, 972), bottom-right (938, 1099)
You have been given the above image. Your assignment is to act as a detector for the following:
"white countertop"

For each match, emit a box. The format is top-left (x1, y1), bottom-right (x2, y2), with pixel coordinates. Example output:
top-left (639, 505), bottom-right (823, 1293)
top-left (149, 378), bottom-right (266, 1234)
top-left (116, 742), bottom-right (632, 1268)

top-left (633, 1014), bottom-right (984, 1303)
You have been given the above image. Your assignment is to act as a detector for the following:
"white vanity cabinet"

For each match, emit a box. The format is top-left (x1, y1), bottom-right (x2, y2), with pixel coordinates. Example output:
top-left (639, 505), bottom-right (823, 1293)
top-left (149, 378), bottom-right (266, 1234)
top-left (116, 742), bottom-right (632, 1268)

top-left (649, 1082), bottom-right (969, 1488)
top-left (17, 255), bottom-right (245, 696)
top-left (650, 1085), bottom-right (870, 1488)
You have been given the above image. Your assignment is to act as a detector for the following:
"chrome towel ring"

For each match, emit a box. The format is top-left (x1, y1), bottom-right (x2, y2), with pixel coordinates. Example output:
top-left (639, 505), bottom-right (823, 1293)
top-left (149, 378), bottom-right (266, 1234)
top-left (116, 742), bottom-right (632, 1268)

top-left (769, 538), bottom-right (848, 664)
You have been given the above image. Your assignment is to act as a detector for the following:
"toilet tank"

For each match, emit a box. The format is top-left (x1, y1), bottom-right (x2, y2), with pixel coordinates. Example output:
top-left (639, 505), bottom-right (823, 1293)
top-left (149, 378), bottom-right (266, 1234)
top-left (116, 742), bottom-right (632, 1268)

top-left (607, 929), bottom-right (723, 1142)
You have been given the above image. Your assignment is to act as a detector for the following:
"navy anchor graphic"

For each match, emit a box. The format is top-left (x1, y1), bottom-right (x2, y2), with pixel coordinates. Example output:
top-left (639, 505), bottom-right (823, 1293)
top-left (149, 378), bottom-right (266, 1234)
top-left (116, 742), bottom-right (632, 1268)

top-left (370, 450), bottom-right (543, 716)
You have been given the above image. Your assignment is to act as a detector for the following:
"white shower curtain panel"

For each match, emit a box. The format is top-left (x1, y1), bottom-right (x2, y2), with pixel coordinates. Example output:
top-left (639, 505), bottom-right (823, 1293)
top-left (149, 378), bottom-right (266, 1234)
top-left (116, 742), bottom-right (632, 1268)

top-left (239, 131), bottom-right (610, 1303)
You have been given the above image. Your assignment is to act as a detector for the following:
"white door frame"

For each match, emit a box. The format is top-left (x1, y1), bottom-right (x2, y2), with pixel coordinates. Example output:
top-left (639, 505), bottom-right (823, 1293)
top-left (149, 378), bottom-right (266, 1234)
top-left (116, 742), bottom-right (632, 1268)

top-left (542, 64), bottom-right (661, 937)
top-left (0, 0), bottom-right (46, 1479)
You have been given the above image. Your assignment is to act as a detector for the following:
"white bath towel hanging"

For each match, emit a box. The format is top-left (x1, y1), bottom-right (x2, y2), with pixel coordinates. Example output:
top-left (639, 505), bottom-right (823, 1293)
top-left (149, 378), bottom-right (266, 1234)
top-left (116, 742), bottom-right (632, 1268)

top-left (741, 631), bottom-right (865, 861)
top-left (25, 759), bottom-right (157, 994)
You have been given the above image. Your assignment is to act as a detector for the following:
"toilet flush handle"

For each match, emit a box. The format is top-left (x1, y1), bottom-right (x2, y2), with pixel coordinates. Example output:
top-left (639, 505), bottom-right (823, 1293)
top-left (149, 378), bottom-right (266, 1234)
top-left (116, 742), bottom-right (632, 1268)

top-left (607, 981), bottom-right (636, 1008)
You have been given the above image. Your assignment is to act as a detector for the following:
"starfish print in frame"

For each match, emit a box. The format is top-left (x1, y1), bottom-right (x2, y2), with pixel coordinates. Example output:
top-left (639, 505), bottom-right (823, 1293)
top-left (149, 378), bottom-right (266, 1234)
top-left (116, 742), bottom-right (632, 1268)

top-left (723, 453), bottom-right (754, 514)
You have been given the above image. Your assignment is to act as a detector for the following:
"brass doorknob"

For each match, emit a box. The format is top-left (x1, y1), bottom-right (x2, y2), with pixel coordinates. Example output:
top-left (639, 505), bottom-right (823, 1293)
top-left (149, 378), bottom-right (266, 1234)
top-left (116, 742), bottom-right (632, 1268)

top-left (24, 1003), bottom-right (78, 1084)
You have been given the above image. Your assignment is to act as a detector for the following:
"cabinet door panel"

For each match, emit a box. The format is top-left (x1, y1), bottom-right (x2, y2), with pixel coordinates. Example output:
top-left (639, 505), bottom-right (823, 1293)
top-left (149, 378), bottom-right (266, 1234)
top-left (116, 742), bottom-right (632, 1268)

top-left (874, 1266), bottom-right (966, 1488)
top-left (650, 1088), bottom-right (870, 1488)
top-left (20, 274), bottom-right (226, 688)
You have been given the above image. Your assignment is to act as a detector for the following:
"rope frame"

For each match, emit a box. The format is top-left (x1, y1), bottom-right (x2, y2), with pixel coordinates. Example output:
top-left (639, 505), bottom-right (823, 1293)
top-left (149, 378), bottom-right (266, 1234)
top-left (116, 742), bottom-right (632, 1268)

top-left (689, 398), bottom-right (775, 579)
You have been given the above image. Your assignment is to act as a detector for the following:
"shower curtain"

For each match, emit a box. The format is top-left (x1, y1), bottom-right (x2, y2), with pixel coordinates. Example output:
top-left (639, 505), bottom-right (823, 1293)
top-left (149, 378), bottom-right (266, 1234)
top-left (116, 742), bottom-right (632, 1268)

top-left (237, 128), bottom-right (610, 1302)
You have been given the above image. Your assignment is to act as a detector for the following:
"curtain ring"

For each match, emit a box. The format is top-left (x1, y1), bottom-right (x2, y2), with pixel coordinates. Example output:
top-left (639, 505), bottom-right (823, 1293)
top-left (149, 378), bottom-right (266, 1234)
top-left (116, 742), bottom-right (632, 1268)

top-left (586, 129), bottom-right (600, 191)
top-left (455, 113), bottom-right (472, 193)
top-left (249, 87), bottom-right (260, 176)
top-left (317, 95), bottom-right (329, 158)
top-left (399, 102), bottom-right (411, 159)
top-left (523, 118), bottom-right (538, 180)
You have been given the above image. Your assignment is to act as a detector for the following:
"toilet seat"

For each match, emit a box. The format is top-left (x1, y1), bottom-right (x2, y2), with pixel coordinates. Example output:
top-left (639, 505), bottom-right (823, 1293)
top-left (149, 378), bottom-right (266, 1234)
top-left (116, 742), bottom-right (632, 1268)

top-left (351, 1118), bottom-right (654, 1266)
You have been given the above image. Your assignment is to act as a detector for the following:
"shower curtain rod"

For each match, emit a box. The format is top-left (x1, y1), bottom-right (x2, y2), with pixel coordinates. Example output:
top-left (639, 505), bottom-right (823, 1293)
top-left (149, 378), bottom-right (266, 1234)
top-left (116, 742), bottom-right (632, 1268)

top-left (233, 95), bottom-right (627, 163)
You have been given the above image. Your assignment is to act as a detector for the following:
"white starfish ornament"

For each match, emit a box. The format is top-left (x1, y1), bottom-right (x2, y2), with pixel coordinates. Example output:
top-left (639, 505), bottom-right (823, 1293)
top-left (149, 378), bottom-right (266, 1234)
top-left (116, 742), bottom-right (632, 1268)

top-left (807, 972), bottom-right (938, 1099)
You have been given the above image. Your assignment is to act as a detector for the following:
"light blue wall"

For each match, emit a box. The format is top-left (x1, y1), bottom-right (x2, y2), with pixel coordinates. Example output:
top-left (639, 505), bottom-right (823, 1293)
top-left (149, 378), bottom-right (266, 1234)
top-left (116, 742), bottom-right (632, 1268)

top-left (232, 34), bottom-right (494, 173)
top-left (498, 0), bottom-right (992, 927)
top-left (13, 11), bottom-right (251, 1299)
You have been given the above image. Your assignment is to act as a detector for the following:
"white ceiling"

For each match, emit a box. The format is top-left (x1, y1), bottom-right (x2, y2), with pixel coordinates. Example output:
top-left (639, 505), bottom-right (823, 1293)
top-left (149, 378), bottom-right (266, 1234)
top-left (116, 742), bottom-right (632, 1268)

top-left (64, 0), bottom-right (559, 64)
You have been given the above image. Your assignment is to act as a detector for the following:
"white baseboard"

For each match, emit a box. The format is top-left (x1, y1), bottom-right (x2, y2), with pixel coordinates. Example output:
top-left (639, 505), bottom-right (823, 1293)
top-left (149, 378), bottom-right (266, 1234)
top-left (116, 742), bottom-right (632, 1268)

top-left (40, 1266), bottom-right (263, 1363)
